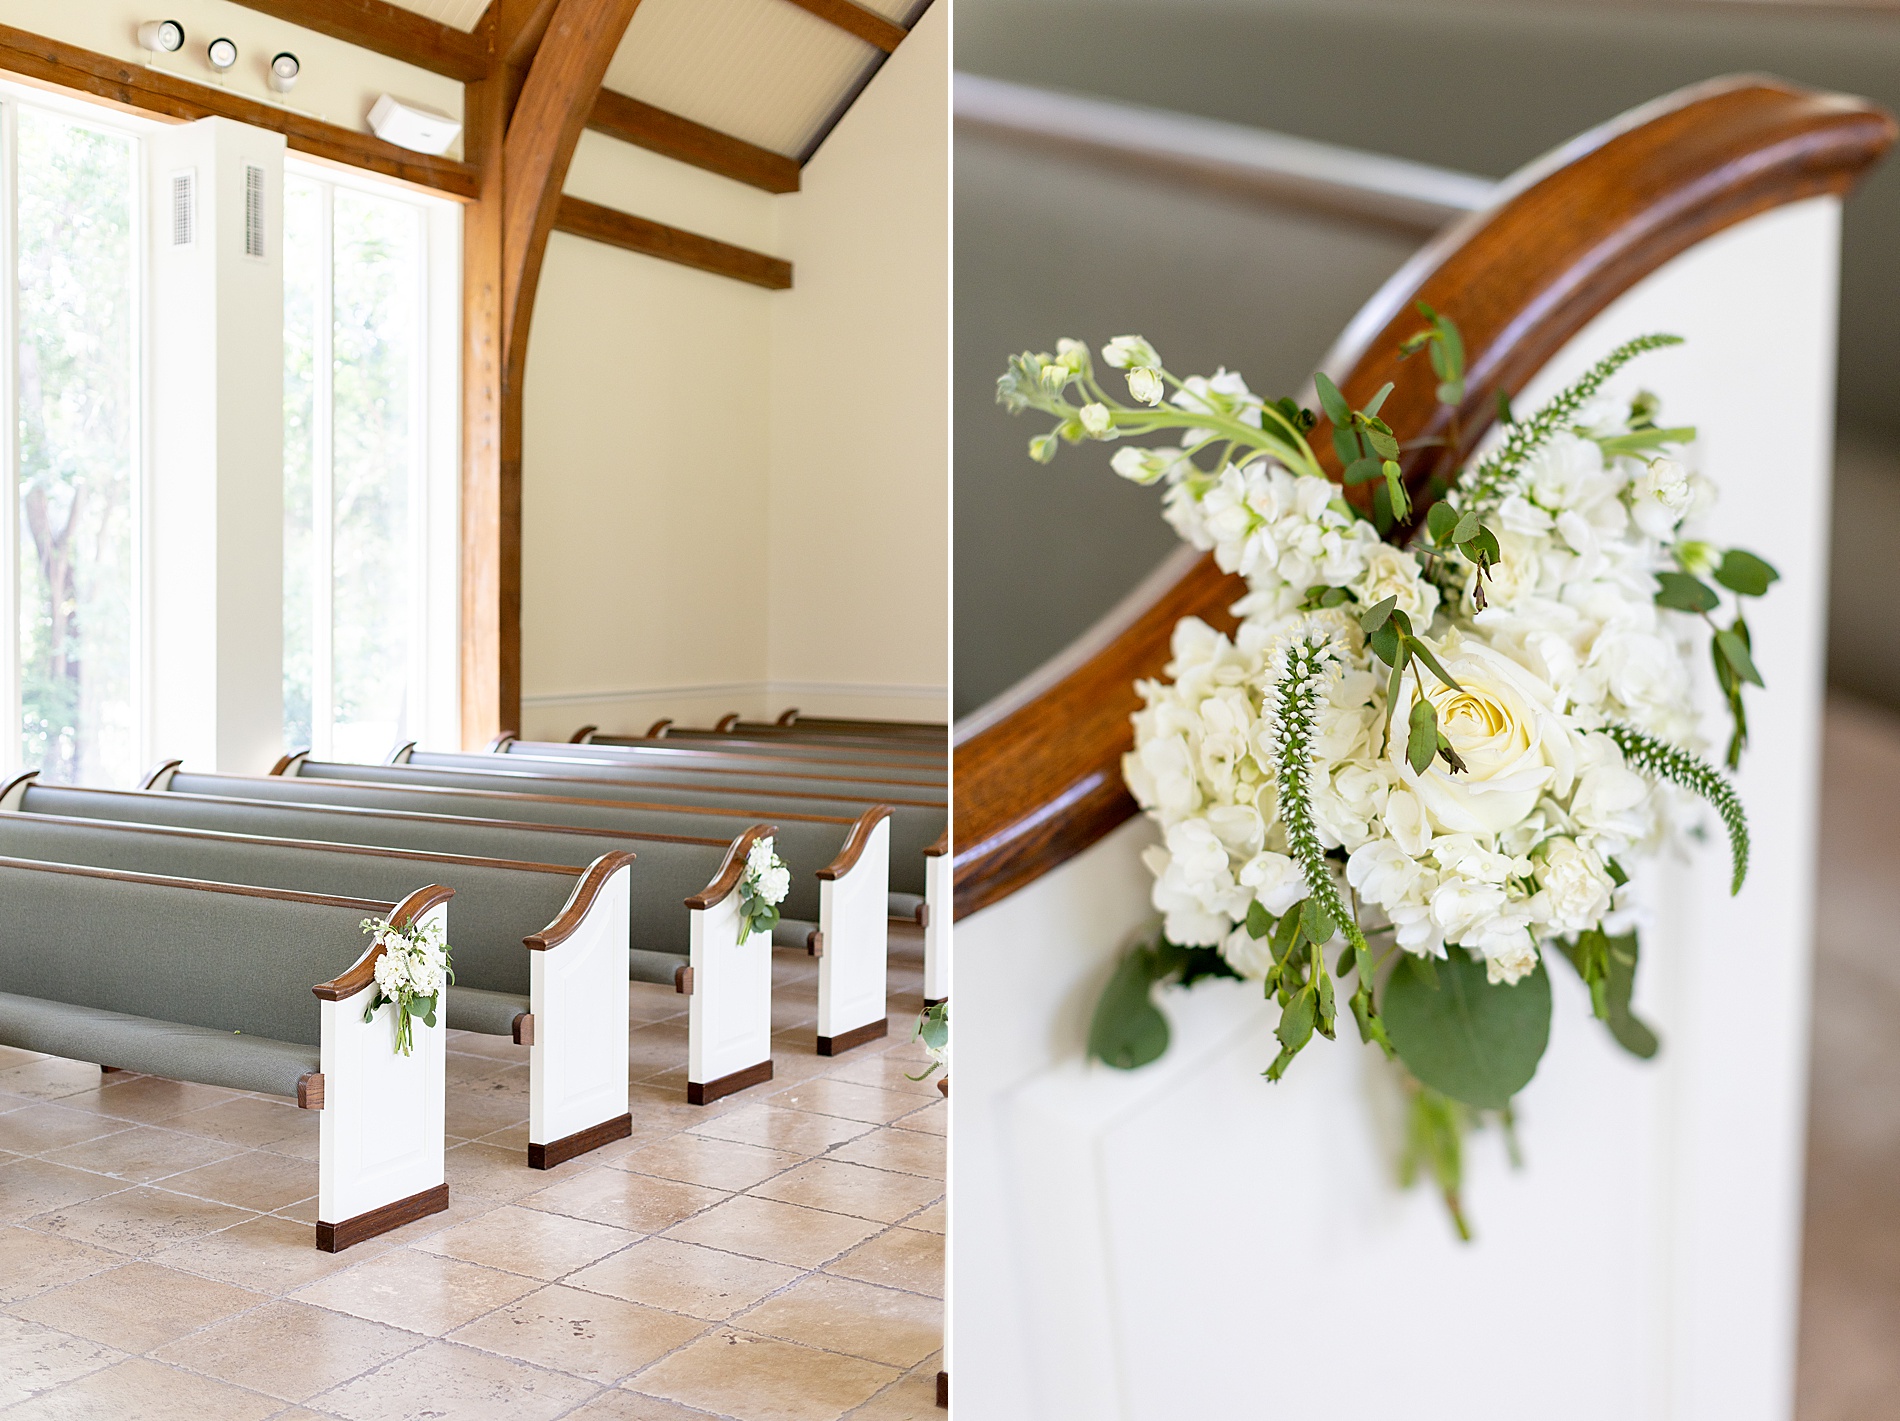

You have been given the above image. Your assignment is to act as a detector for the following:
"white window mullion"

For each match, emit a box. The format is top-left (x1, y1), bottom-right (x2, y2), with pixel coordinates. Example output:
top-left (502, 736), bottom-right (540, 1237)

top-left (406, 201), bottom-right (428, 745)
top-left (311, 179), bottom-right (335, 761)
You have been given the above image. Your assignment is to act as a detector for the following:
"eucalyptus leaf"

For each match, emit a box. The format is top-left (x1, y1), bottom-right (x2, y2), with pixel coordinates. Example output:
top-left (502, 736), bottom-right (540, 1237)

top-left (1655, 571), bottom-right (1720, 614)
top-left (1302, 896), bottom-right (1336, 944)
top-left (1363, 381), bottom-right (1395, 418)
top-left (1714, 549), bottom-right (1779, 598)
top-left (1382, 950), bottom-right (1552, 1110)
top-left (1344, 456), bottom-right (1384, 486)
top-left (1407, 699), bottom-right (1439, 775)
top-left (1087, 950), bottom-right (1170, 1070)
top-left (1314, 371), bottom-right (1351, 428)
top-left (1426, 501), bottom-right (1459, 542)
top-left (1716, 629), bottom-right (1764, 687)
top-left (1359, 595), bottom-right (1397, 634)
top-left (1332, 425), bottom-right (1363, 470)
top-left (1245, 900), bottom-right (1273, 941)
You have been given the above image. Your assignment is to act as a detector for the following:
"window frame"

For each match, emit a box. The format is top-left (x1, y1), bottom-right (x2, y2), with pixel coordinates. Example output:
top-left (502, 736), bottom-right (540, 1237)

top-left (283, 154), bottom-right (461, 761)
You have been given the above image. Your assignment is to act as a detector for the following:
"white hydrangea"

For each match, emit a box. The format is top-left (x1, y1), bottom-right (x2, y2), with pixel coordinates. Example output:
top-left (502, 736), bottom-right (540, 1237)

top-left (1120, 373), bottom-right (1728, 989)
top-left (745, 835), bottom-right (792, 905)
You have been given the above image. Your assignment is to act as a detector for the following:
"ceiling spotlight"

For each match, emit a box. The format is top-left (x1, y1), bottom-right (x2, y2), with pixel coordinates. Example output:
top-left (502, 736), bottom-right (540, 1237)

top-left (269, 52), bottom-right (299, 93)
top-left (206, 36), bottom-right (237, 72)
top-left (137, 20), bottom-right (184, 53)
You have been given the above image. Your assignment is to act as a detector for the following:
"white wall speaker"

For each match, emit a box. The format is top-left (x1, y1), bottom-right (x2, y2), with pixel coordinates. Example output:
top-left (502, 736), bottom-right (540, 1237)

top-left (367, 95), bottom-right (462, 156)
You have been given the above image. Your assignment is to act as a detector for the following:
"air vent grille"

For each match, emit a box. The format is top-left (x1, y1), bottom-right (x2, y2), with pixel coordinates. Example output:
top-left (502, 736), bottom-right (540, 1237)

top-left (170, 169), bottom-right (194, 247)
top-left (243, 164), bottom-right (266, 259)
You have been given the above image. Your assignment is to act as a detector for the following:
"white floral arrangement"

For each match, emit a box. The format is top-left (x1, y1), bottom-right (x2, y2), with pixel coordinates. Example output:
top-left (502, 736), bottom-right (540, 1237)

top-left (909, 1000), bottom-right (949, 1083)
top-left (738, 835), bottom-right (791, 943)
top-left (359, 914), bottom-right (452, 1057)
top-left (998, 314), bottom-right (1774, 1235)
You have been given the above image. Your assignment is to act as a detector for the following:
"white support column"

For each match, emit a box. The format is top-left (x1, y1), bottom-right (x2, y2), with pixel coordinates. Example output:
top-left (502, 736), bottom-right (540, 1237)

top-left (145, 118), bottom-right (284, 777)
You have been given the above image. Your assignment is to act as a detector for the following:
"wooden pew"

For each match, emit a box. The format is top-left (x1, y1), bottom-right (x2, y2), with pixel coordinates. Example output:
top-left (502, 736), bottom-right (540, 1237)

top-left (652, 717), bottom-right (948, 752)
top-left (495, 735), bottom-right (946, 785)
top-left (274, 754), bottom-right (943, 1016)
top-left (0, 860), bottom-right (448, 1250)
top-left (563, 730), bottom-right (947, 774)
top-left (384, 746), bottom-right (951, 1004)
top-left (424, 741), bottom-right (946, 804)
top-left (626, 711), bottom-right (945, 743)
top-left (0, 810), bottom-right (633, 1168)
top-left (140, 765), bottom-right (894, 1058)
top-left (1, 774), bottom-right (780, 1106)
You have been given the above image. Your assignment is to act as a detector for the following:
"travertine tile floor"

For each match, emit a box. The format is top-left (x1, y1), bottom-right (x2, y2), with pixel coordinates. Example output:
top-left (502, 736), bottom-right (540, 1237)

top-left (1798, 696), bottom-right (1900, 1421)
top-left (0, 927), bottom-right (944, 1420)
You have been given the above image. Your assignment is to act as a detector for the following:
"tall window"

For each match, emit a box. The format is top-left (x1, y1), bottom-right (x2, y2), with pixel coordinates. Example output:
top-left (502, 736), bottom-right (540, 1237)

top-left (8, 103), bottom-right (141, 786)
top-left (283, 170), bottom-right (432, 762)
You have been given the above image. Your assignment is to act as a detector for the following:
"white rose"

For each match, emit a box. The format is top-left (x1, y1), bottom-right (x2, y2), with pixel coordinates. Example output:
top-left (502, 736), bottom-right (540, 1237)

top-left (759, 865), bottom-right (791, 903)
top-left (1629, 456), bottom-right (1693, 537)
top-left (1536, 836), bottom-right (1614, 932)
top-left (1387, 634), bottom-right (1577, 836)
top-left (1356, 544), bottom-right (1440, 624)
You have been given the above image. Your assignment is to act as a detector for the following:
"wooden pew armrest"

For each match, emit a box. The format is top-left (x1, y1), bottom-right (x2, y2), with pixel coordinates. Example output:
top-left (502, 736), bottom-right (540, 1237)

top-left (817, 807), bottom-right (895, 881)
top-left (523, 851), bottom-right (637, 950)
top-left (684, 825), bottom-right (777, 909)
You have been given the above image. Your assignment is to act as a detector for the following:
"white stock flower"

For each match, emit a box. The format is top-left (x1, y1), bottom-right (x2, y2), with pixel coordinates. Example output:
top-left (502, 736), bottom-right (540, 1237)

top-left (1239, 850), bottom-right (1305, 915)
top-left (1110, 446), bottom-right (1190, 486)
top-left (1102, 335), bottom-right (1160, 370)
top-left (1629, 455), bottom-right (1694, 537)
top-left (1536, 836), bottom-right (1614, 933)
top-left (1079, 402), bottom-right (1113, 437)
top-left (1527, 432), bottom-right (1617, 515)
top-left (1484, 939), bottom-right (1541, 986)
top-left (1171, 369), bottom-right (1264, 443)
top-left (1127, 367), bottom-right (1165, 407)
top-left (1221, 923), bottom-right (1276, 980)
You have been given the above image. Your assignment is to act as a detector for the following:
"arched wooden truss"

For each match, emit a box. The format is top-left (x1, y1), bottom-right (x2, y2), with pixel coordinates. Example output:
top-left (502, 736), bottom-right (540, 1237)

top-left (951, 75), bottom-right (1896, 921)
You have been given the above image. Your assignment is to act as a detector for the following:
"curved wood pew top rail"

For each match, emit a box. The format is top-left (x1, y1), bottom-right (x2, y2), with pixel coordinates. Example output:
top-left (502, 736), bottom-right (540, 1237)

top-left (143, 765), bottom-right (900, 1067)
top-left (654, 715), bottom-right (951, 751)
top-left (951, 75), bottom-right (1898, 921)
top-left (0, 805), bottom-right (636, 1171)
top-left (4, 771), bottom-right (792, 1108)
top-left (0, 858), bottom-right (450, 1251)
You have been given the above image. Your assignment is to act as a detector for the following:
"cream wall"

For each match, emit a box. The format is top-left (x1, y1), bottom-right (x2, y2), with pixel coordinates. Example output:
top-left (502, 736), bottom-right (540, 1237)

top-left (765, 0), bottom-right (950, 721)
top-left (520, 5), bottom-right (949, 738)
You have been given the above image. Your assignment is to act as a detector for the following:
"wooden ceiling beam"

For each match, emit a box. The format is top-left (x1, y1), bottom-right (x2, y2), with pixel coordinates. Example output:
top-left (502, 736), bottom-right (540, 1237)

top-left (588, 89), bottom-right (798, 193)
top-left (781, 0), bottom-right (907, 52)
top-left (0, 23), bottom-right (478, 197)
top-left (223, 0), bottom-right (489, 81)
top-left (554, 194), bottom-right (792, 288)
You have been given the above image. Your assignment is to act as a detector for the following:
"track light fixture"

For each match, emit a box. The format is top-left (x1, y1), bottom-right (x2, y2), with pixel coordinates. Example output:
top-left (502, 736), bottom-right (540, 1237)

top-left (269, 52), bottom-right (300, 93)
top-left (136, 20), bottom-right (184, 53)
top-left (206, 36), bottom-right (237, 72)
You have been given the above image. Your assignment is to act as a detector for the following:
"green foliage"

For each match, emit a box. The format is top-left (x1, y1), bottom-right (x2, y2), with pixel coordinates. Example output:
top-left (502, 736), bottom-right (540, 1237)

top-left (1558, 930), bottom-right (1659, 1059)
top-left (1605, 724), bottom-right (1750, 894)
top-left (907, 1001), bottom-right (950, 1081)
top-left (1655, 572), bottom-right (1720, 614)
top-left (1261, 635), bottom-right (1390, 1078)
top-left (1462, 333), bottom-right (1684, 514)
top-left (1382, 950), bottom-right (1552, 1110)
top-left (1087, 934), bottom-right (1241, 1071)
top-left (1715, 549), bottom-right (1779, 598)
top-left (1399, 301), bottom-right (1467, 407)
top-left (1400, 1079), bottom-right (1475, 1242)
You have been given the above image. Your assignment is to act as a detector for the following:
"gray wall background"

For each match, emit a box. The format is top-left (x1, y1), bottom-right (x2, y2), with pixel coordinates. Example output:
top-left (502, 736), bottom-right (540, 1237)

top-left (955, 0), bottom-right (1900, 718)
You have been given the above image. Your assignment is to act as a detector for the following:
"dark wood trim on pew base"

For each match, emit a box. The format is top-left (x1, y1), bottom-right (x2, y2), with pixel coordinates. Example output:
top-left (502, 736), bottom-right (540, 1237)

top-left (529, 1112), bottom-right (632, 1169)
top-left (924, 996), bottom-right (947, 1009)
top-left (937, 1370), bottom-right (948, 1409)
top-left (317, 1182), bottom-right (449, 1252)
top-left (817, 1018), bottom-right (888, 1057)
top-left (688, 1059), bottom-right (773, 1105)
